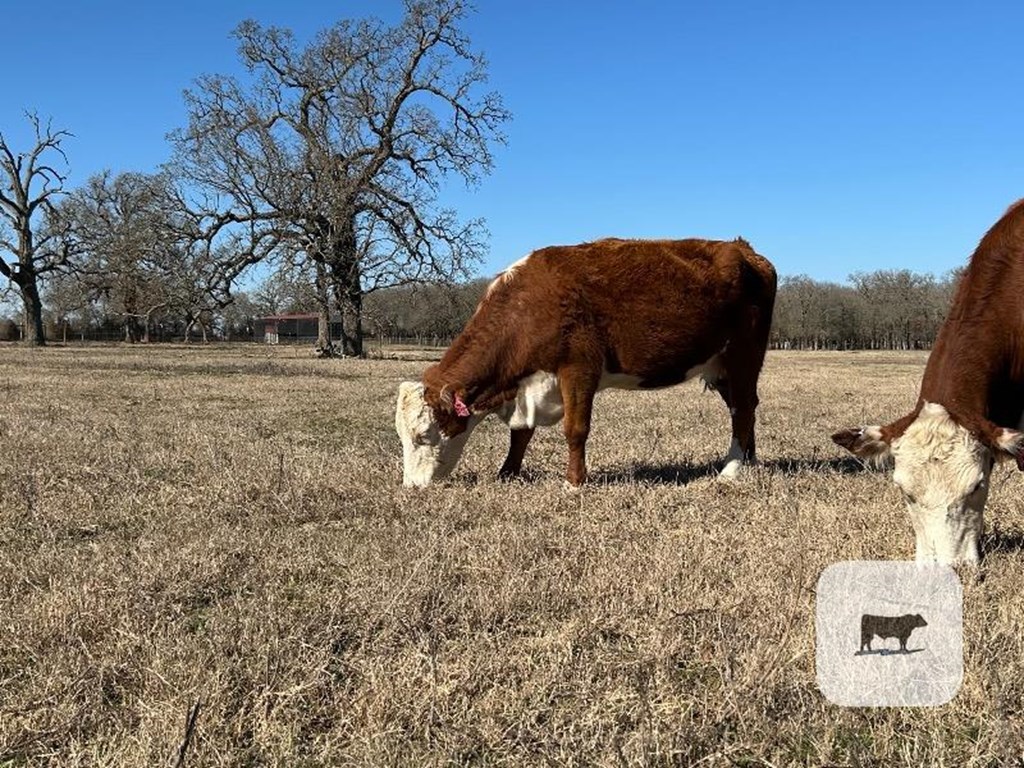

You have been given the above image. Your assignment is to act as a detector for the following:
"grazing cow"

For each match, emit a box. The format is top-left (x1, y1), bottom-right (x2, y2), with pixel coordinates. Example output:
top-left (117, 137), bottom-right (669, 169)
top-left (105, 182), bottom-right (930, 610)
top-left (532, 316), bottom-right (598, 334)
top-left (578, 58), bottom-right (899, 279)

top-left (860, 613), bottom-right (927, 653)
top-left (833, 199), bottom-right (1024, 564)
top-left (395, 237), bottom-right (777, 488)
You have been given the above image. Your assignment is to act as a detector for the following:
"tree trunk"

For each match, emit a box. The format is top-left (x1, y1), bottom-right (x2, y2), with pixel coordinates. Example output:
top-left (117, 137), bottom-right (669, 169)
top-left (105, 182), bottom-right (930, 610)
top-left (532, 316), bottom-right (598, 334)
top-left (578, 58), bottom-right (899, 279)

top-left (19, 277), bottom-right (46, 347)
top-left (314, 260), bottom-right (333, 355)
top-left (339, 289), bottom-right (363, 358)
top-left (330, 214), bottom-right (363, 358)
top-left (311, 211), bottom-right (363, 358)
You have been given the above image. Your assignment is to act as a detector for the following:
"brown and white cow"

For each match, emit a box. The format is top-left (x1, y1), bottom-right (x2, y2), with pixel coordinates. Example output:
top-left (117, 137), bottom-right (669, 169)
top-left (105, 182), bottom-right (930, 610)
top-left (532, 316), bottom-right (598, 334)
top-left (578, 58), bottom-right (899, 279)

top-left (396, 237), bottom-right (777, 488)
top-left (833, 199), bottom-right (1024, 564)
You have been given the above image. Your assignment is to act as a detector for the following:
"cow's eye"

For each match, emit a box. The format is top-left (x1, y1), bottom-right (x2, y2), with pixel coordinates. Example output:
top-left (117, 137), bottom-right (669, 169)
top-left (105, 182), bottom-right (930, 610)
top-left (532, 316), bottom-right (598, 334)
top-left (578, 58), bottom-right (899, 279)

top-left (901, 489), bottom-right (916, 505)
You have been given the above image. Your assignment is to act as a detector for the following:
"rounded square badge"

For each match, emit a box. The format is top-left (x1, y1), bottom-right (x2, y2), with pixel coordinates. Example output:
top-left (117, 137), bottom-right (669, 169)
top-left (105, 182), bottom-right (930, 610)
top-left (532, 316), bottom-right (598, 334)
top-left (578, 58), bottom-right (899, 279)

top-left (815, 561), bottom-right (962, 707)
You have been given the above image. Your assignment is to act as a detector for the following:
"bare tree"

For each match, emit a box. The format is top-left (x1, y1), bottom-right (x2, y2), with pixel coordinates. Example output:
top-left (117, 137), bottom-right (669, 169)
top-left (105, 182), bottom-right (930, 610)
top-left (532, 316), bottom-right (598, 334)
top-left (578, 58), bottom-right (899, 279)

top-left (170, 0), bottom-right (509, 356)
top-left (58, 171), bottom-right (180, 341)
top-left (55, 170), bottom-right (246, 343)
top-left (0, 113), bottom-right (76, 345)
top-left (44, 269), bottom-right (93, 342)
top-left (362, 276), bottom-right (487, 348)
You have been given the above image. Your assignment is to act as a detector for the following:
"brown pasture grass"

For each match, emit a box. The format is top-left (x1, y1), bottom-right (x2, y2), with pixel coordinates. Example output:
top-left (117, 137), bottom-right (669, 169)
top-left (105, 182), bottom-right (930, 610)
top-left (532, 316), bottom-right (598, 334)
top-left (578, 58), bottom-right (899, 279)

top-left (1, 344), bottom-right (1023, 766)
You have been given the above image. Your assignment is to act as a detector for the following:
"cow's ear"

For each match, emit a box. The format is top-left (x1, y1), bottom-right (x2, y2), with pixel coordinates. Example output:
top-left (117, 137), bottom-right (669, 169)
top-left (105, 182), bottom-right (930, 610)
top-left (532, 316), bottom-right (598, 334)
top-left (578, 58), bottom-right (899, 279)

top-left (436, 384), bottom-right (455, 412)
top-left (832, 425), bottom-right (892, 463)
top-left (435, 383), bottom-right (470, 418)
top-left (992, 427), bottom-right (1024, 471)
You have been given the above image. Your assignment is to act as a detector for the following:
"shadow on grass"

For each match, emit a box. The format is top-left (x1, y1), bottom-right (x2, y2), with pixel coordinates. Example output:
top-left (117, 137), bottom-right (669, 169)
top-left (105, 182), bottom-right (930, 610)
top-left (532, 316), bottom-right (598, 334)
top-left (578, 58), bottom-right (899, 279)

top-left (762, 456), bottom-right (870, 476)
top-left (853, 648), bottom-right (924, 657)
top-left (591, 455), bottom-right (868, 486)
top-left (452, 455), bottom-right (869, 488)
top-left (591, 461), bottom-right (720, 486)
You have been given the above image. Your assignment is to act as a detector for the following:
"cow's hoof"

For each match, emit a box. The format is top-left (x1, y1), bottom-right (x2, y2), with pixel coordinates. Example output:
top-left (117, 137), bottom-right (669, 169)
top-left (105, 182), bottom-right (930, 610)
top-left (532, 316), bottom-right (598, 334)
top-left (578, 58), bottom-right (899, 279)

top-left (718, 456), bottom-right (755, 481)
top-left (717, 465), bottom-right (741, 481)
top-left (562, 480), bottom-right (583, 494)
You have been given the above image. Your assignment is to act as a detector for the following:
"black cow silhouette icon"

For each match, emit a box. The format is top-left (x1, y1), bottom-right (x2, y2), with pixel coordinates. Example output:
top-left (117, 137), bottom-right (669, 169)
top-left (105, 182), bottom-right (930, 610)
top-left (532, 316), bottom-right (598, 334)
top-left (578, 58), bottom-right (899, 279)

top-left (858, 613), bottom-right (927, 654)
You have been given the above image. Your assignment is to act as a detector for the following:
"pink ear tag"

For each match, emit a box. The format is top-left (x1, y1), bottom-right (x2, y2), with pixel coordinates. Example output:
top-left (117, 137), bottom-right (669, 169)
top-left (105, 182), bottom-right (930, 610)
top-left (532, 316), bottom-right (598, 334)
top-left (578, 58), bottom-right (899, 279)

top-left (453, 394), bottom-right (471, 418)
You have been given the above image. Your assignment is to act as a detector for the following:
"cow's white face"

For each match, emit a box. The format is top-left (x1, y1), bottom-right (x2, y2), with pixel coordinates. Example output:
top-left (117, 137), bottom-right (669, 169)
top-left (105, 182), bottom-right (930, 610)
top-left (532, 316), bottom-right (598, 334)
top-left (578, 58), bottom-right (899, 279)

top-left (889, 403), bottom-right (992, 565)
top-left (395, 381), bottom-right (476, 488)
top-left (833, 401), bottom-right (1024, 565)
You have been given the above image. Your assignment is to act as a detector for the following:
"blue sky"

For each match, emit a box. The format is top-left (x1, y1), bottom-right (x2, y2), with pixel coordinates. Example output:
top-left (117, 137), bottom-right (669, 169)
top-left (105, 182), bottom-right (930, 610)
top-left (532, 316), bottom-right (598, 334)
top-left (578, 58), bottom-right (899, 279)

top-left (3, 1), bottom-right (1023, 284)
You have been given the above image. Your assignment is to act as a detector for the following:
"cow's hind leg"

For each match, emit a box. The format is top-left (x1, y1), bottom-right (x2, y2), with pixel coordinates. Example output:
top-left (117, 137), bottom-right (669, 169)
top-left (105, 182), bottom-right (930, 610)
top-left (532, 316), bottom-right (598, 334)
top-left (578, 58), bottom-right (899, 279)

top-left (708, 376), bottom-right (744, 479)
top-left (558, 366), bottom-right (599, 487)
top-left (498, 428), bottom-right (535, 480)
top-left (711, 367), bottom-right (758, 479)
top-left (717, 309), bottom-right (769, 479)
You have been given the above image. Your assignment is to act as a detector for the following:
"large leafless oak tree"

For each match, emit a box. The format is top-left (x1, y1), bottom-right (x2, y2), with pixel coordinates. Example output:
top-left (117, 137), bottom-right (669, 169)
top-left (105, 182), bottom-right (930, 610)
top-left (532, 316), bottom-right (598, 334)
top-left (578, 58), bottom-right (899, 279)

top-left (170, 0), bottom-right (509, 356)
top-left (0, 114), bottom-right (76, 345)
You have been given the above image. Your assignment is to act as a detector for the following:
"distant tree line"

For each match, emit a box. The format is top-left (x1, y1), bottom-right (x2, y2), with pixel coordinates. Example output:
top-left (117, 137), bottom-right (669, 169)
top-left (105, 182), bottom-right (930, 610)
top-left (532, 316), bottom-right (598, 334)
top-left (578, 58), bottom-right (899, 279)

top-left (771, 269), bottom-right (961, 350)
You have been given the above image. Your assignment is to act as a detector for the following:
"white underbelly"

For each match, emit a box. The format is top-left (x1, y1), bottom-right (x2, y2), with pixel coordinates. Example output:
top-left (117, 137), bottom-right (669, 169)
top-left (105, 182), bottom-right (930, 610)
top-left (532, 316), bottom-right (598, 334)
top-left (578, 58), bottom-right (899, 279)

top-left (496, 351), bottom-right (724, 429)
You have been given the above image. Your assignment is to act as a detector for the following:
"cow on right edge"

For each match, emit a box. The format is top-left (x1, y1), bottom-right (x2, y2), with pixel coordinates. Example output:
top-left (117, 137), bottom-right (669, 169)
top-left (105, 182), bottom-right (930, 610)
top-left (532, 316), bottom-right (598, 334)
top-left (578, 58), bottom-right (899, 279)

top-left (832, 199), bottom-right (1024, 565)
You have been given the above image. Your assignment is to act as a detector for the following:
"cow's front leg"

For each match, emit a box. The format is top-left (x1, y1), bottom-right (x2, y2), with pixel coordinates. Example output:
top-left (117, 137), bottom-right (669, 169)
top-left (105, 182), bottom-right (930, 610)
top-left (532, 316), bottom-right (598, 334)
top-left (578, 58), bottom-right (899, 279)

top-left (559, 368), bottom-right (598, 487)
top-left (498, 427), bottom-right (535, 480)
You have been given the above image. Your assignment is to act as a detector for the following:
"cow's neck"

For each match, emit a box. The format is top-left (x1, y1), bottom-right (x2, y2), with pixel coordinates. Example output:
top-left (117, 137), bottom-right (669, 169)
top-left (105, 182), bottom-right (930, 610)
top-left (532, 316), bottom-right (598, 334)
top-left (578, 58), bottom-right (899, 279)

top-left (426, 331), bottom-right (523, 412)
top-left (919, 258), bottom-right (1024, 428)
top-left (919, 329), bottom-right (997, 417)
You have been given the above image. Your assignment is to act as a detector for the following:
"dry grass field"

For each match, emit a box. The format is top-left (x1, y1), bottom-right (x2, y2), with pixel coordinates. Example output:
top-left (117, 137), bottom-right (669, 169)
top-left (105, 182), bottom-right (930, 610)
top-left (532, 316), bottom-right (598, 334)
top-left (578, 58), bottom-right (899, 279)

top-left (2, 344), bottom-right (1024, 766)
